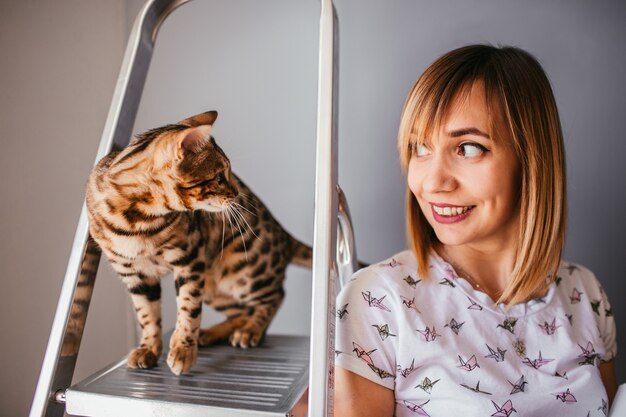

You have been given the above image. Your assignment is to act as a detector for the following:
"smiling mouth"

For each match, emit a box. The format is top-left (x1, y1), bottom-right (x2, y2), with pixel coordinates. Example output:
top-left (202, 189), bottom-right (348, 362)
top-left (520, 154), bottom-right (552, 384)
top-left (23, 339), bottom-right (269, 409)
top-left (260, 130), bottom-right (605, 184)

top-left (430, 204), bottom-right (475, 223)
top-left (432, 205), bottom-right (473, 216)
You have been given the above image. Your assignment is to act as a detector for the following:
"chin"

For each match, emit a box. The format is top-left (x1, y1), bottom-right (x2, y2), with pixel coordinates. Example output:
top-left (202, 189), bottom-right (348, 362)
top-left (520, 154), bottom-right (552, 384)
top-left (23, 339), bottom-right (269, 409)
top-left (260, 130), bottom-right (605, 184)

top-left (431, 229), bottom-right (471, 247)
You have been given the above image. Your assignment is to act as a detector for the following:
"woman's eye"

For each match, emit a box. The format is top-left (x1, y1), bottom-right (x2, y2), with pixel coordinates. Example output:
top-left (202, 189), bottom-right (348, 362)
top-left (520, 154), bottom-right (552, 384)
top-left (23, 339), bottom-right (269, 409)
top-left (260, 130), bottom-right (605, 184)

top-left (458, 142), bottom-right (488, 158)
top-left (415, 144), bottom-right (431, 157)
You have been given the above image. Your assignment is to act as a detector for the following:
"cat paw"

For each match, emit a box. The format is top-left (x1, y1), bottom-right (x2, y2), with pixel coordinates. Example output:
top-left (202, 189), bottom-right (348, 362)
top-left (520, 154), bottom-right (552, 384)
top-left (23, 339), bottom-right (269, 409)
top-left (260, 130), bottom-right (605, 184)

top-left (167, 345), bottom-right (197, 375)
top-left (128, 347), bottom-right (159, 369)
top-left (230, 329), bottom-right (263, 348)
top-left (198, 329), bottom-right (223, 347)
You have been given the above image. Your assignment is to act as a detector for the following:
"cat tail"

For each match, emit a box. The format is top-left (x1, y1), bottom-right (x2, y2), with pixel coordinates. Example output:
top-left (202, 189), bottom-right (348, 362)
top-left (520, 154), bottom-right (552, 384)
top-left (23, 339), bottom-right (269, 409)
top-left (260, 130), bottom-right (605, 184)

top-left (289, 236), bottom-right (313, 269)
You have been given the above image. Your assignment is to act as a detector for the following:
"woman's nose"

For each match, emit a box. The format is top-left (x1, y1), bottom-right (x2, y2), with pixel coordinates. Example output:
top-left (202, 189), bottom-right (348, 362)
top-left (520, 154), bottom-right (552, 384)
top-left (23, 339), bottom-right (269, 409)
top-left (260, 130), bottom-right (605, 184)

top-left (422, 154), bottom-right (457, 194)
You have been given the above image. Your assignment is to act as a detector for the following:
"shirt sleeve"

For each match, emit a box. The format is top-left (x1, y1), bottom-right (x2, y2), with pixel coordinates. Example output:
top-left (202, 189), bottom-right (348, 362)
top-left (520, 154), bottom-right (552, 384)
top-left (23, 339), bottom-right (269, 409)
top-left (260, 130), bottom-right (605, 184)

top-left (596, 276), bottom-right (617, 362)
top-left (335, 266), bottom-right (399, 390)
top-left (580, 267), bottom-right (617, 362)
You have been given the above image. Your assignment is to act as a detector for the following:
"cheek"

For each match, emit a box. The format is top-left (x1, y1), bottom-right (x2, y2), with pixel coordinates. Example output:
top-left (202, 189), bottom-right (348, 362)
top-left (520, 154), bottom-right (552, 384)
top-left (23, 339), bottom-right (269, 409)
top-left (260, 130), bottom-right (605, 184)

top-left (406, 158), bottom-right (421, 197)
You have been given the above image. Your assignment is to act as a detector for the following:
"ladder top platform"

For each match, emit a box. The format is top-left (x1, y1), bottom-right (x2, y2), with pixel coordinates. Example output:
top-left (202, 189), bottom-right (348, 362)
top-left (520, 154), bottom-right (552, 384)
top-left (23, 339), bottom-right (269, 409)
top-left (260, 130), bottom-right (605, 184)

top-left (65, 335), bottom-right (309, 417)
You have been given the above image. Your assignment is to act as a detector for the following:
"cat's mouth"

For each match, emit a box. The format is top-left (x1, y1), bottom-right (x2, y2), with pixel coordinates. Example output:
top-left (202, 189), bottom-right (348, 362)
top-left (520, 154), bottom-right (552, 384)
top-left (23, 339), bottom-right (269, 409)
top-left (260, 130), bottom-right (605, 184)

top-left (195, 200), bottom-right (231, 213)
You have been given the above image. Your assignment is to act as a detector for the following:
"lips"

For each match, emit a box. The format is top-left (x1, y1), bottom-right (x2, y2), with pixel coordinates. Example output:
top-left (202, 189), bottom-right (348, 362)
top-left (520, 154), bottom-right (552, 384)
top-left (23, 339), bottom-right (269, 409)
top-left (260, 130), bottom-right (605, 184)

top-left (430, 203), bottom-right (475, 224)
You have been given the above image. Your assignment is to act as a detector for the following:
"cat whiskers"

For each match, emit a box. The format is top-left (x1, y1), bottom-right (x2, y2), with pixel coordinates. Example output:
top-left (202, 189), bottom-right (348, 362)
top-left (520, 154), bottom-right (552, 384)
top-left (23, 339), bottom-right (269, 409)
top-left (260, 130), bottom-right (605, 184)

top-left (220, 211), bottom-right (226, 259)
top-left (232, 204), bottom-right (260, 241)
top-left (231, 201), bottom-right (256, 217)
top-left (236, 192), bottom-right (257, 211)
top-left (226, 204), bottom-right (249, 261)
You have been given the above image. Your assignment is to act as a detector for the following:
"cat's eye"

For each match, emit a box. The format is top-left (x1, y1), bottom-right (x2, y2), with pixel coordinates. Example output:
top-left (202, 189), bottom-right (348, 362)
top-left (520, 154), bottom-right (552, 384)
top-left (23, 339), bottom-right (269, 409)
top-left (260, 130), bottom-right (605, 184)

top-left (216, 172), bottom-right (225, 185)
top-left (457, 142), bottom-right (488, 158)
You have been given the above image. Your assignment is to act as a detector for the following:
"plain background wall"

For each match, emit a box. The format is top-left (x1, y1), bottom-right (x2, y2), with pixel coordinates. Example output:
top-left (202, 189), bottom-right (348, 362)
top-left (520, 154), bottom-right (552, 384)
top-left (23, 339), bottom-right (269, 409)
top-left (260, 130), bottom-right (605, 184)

top-left (0, 2), bottom-right (136, 416)
top-left (1, 1), bottom-right (624, 416)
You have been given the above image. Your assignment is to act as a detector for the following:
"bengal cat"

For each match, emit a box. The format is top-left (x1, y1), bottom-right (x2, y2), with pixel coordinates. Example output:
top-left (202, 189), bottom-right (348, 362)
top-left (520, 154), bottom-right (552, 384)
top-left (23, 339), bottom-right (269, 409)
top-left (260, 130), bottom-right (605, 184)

top-left (86, 110), bottom-right (312, 375)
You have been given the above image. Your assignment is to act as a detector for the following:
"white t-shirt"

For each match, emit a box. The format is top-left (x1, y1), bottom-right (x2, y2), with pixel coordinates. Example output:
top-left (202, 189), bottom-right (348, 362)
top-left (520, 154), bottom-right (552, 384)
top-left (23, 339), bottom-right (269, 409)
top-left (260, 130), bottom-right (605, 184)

top-left (335, 250), bottom-right (616, 417)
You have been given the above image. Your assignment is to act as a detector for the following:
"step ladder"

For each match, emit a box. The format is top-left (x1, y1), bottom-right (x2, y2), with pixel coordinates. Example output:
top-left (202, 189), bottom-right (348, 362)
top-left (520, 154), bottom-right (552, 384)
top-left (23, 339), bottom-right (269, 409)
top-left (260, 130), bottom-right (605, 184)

top-left (29, 0), bottom-right (352, 416)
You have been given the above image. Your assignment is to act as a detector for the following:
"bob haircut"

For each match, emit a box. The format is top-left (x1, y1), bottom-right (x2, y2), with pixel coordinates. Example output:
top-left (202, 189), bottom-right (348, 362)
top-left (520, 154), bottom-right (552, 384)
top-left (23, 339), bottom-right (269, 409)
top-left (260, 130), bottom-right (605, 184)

top-left (397, 44), bottom-right (566, 305)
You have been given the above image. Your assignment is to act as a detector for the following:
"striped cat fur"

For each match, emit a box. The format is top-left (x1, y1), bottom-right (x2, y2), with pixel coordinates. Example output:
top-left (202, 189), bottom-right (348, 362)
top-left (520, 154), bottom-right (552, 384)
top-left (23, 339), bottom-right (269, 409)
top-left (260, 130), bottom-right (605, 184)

top-left (86, 111), bottom-right (312, 374)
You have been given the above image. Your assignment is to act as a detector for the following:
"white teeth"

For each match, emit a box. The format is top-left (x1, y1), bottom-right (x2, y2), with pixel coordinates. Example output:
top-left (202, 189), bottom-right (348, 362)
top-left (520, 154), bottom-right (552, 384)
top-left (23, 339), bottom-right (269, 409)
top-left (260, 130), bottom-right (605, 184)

top-left (433, 205), bottom-right (472, 216)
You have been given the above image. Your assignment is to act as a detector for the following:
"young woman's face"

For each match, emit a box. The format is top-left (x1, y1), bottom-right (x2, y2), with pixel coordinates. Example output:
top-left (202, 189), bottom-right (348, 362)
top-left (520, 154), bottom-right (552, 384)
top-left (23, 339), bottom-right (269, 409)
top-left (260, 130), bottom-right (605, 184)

top-left (407, 82), bottom-right (522, 252)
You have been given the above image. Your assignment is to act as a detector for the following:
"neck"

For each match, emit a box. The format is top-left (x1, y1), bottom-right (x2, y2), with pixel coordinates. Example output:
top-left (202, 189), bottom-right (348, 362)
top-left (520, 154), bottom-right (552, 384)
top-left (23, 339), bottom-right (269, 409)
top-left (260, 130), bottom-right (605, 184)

top-left (437, 242), bottom-right (517, 302)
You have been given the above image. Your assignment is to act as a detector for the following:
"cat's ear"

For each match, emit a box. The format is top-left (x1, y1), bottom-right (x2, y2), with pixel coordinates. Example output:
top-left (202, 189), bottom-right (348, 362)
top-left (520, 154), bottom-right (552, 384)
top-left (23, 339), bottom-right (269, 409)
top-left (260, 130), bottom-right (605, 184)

top-left (179, 111), bottom-right (218, 127)
top-left (176, 125), bottom-right (212, 160)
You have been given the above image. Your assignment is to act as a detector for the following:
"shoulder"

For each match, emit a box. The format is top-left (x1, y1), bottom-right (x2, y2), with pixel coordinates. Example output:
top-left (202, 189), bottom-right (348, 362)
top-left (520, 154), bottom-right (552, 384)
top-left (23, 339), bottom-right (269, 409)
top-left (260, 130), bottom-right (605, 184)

top-left (556, 261), bottom-right (606, 298)
top-left (345, 250), bottom-right (419, 289)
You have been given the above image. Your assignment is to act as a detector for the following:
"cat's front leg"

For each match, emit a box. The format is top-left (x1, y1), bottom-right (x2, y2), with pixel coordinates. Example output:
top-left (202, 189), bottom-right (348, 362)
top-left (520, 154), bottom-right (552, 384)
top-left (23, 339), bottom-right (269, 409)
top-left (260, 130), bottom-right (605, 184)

top-left (122, 276), bottom-right (163, 369)
top-left (168, 267), bottom-right (205, 375)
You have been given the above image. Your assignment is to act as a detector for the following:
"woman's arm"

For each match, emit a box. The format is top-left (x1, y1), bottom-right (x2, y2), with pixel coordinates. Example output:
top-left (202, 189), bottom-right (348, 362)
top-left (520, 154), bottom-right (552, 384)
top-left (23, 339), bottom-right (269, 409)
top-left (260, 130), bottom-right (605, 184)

top-left (334, 367), bottom-right (395, 417)
top-left (599, 360), bottom-right (617, 405)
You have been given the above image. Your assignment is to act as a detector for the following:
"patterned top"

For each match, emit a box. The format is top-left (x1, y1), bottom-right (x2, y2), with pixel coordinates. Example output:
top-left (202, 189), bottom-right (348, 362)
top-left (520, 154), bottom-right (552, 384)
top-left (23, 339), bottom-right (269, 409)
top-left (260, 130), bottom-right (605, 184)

top-left (335, 250), bottom-right (616, 417)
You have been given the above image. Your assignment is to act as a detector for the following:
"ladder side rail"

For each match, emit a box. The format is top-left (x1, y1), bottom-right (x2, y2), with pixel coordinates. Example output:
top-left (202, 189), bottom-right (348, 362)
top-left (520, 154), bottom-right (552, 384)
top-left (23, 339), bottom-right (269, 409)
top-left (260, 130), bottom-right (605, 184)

top-left (29, 1), bottom-right (193, 416)
top-left (309, 0), bottom-right (338, 416)
top-left (336, 185), bottom-right (359, 290)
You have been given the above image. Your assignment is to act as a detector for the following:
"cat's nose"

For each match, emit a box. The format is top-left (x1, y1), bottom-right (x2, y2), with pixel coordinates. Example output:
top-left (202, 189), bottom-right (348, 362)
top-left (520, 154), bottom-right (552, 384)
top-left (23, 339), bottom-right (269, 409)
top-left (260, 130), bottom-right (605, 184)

top-left (230, 185), bottom-right (239, 199)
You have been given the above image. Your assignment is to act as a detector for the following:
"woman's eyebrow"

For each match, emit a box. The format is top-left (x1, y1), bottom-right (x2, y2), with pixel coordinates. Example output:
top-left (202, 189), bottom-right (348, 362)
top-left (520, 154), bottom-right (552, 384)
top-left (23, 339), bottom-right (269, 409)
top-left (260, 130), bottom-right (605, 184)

top-left (448, 127), bottom-right (491, 139)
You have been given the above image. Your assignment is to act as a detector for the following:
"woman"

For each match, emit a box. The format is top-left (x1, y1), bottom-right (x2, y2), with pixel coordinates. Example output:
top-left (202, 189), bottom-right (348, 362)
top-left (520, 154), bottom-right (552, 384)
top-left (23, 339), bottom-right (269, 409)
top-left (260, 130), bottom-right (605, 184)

top-left (334, 45), bottom-right (617, 416)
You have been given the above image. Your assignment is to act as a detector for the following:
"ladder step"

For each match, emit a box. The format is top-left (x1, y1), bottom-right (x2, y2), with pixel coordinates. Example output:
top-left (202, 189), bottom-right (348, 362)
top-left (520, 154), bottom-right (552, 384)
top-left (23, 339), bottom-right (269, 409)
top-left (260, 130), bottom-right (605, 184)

top-left (65, 335), bottom-right (309, 417)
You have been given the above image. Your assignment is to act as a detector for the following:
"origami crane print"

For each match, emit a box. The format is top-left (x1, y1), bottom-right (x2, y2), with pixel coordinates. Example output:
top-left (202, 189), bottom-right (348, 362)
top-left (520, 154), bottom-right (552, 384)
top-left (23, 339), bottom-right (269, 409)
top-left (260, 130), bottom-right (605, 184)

top-left (485, 344), bottom-right (506, 362)
top-left (445, 318), bottom-right (465, 335)
top-left (538, 317), bottom-right (559, 335)
top-left (380, 258), bottom-right (401, 268)
top-left (417, 326), bottom-right (440, 342)
top-left (565, 314), bottom-right (574, 326)
top-left (554, 388), bottom-right (577, 403)
top-left (497, 317), bottom-right (518, 334)
top-left (403, 275), bottom-right (421, 287)
top-left (522, 351), bottom-right (554, 369)
top-left (372, 323), bottom-right (396, 341)
top-left (460, 380), bottom-right (492, 395)
top-left (554, 275), bottom-right (562, 286)
top-left (591, 299), bottom-right (601, 315)
top-left (336, 303), bottom-right (349, 319)
top-left (403, 399), bottom-right (431, 416)
top-left (352, 342), bottom-right (376, 366)
top-left (415, 376), bottom-right (440, 394)
top-left (467, 297), bottom-right (484, 311)
top-left (361, 291), bottom-right (391, 312)
top-left (368, 363), bottom-right (393, 379)
top-left (569, 288), bottom-right (583, 304)
top-left (564, 264), bottom-right (579, 275)
top-left (458, 354), bottom-right (480, 371)
top-left (491, 400), bottom-right (516, 417)
top-left (397, 359), bottom-right (419, 378)
top-left (439, 277), bottom-right (456, 288)
top-left (554, 370), bottom-right (569, 380)
top-left (598, 398), bottom-right (608, 416)
top-left (400, 295), bottom-right (421, 313)
top-left (577, 341), bottom-right (600, 366)
top-left (507, 375), bottom-right (528, 394)
top-left (605, 307), bottom-right (613, 317)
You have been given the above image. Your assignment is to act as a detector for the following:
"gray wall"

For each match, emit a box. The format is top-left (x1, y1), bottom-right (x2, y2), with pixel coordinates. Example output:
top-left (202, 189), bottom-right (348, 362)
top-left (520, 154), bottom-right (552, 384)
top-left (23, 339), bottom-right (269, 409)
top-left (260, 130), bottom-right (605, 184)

top-left (1, 1), bottom-right (624, 416)
top-left (0, 1), bottom-right (138, 416)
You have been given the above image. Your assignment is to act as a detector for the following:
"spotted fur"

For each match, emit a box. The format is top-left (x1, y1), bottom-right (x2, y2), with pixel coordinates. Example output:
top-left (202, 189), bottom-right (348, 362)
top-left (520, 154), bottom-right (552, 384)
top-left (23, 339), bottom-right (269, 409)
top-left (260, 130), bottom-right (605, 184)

top-left (86, 111), bottom-right (312, 374)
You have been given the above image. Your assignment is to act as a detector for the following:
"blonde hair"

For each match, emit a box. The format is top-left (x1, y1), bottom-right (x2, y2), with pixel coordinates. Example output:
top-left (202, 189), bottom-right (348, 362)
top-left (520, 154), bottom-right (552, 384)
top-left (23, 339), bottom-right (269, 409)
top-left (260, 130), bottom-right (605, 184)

top-left (398, 44), bottom-right (567, 305)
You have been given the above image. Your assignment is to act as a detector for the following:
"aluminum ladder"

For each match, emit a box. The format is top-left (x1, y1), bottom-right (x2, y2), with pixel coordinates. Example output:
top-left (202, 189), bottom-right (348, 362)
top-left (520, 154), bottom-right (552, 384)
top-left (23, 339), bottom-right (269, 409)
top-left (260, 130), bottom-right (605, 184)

top-left (29, 0), bottom-right (353, 416)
